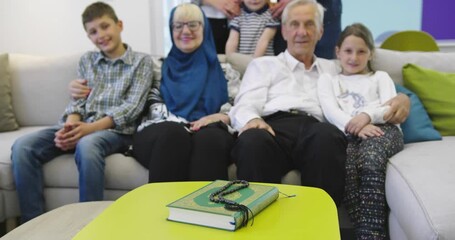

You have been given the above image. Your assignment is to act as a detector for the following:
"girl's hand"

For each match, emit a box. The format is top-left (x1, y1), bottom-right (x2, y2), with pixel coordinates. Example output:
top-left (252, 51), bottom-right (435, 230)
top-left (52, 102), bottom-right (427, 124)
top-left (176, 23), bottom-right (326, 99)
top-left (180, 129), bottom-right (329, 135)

top-left (358, 124), bottom-right (384, 139)
top-left (345, 113), bottom-right (370, 135)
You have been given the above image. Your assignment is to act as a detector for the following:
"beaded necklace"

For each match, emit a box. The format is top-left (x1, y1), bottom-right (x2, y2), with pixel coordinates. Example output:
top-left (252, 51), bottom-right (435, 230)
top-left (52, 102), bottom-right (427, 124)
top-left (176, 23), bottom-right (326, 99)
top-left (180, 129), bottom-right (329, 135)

top-left (209, 180), bottom-right (253, 228)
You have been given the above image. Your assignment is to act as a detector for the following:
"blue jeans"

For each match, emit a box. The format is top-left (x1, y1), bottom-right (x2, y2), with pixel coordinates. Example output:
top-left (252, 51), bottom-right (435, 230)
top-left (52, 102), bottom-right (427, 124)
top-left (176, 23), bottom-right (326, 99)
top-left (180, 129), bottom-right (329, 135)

top-left (11, 126), bottom-right (131, 223)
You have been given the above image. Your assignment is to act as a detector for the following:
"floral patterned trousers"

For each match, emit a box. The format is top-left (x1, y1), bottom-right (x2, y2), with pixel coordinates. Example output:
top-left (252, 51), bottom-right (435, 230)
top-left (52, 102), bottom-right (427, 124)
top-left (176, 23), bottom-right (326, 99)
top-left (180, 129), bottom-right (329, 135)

top-left (344, 124), bottom-right (404, 240)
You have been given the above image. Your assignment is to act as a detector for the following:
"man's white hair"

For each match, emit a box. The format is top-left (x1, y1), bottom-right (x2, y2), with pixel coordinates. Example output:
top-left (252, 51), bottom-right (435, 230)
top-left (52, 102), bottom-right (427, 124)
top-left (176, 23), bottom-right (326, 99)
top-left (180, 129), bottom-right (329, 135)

top-left (281, 0), bottom-right (325, 31)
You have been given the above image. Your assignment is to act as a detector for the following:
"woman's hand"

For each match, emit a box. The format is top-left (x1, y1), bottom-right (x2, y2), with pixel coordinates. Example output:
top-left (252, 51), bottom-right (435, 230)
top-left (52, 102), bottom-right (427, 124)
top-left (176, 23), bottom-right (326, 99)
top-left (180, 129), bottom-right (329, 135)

top-left (190, 113), bottom-right (230, 131)
top-left (69, 79), bottom-right (90, 99)
top-left (206, 0), bottom-right (241, 19)
top-left (270, 0), bottom-right (291, 19)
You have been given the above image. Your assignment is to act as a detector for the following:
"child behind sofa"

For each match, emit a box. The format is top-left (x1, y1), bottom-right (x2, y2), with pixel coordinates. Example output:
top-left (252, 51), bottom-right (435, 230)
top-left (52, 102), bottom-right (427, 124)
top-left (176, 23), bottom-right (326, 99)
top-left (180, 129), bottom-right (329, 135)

top-left (225, 0), bottom-right (280, 57)
top-left (10, 1), bottom-right (152, 223)
top-left (317, 23), bottom-right (404, 239)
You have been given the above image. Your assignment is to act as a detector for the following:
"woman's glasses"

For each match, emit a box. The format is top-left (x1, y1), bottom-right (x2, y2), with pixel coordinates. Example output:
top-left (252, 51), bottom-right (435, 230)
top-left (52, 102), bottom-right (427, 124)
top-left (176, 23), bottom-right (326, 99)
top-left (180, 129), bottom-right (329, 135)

top-left (172, 21), bottom-right (202, 32)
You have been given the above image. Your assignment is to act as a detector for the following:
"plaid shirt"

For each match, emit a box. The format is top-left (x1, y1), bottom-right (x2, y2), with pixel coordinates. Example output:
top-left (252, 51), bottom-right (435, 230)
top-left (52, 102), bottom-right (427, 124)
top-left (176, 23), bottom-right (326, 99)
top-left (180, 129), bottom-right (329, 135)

top-left (62, 45), bottom-right (153, 135)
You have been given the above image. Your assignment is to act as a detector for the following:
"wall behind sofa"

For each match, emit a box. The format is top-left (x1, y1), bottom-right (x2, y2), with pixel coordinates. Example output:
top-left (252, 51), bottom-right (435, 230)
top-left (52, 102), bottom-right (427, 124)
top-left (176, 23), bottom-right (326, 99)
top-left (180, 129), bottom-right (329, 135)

top-left (0, 0), bottom-right (152, 56)
top-left (0, 0), bottom-right (454, 57)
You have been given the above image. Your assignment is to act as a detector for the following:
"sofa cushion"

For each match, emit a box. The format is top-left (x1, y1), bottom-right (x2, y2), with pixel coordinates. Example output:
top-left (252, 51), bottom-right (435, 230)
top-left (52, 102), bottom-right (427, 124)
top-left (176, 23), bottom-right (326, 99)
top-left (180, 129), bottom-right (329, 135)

top-left (226, 53), bottom-right (253, 77)
top-left (43, 153), bottom-right (148, 190)
top-left (386, 137), bottom-right (455, 240)
top-left (0, 126), bottom-right (47, 190)
top-left (8, 53), bottom-right (81, 127)
top-left (371, 49), bottom-right (455, 85)
top-left (0, 53), bottom-right (19, 132)
top-left (403, 64), bottom-right (455, 136)
top-left (395, 84), bottom-right (442, 143)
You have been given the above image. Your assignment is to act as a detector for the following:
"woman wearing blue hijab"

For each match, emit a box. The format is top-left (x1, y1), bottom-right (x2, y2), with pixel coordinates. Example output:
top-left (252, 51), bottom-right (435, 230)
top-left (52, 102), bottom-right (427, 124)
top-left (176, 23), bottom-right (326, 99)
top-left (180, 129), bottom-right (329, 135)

top-left (132, 3), bottom-right (237, 182)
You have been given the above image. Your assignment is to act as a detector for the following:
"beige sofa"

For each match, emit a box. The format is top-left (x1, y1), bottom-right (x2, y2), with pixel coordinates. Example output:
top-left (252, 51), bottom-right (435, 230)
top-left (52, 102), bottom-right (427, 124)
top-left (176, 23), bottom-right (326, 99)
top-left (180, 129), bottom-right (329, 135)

top-left (1, 49), bottom-right (454, 239)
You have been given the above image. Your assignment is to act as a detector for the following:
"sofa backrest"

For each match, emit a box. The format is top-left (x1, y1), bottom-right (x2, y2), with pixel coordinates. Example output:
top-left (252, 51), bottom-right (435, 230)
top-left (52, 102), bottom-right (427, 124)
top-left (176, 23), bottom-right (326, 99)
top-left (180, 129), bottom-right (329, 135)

top-left (8, 53), bottom-right (82, 127)
top-left (371, 48), bottom-right (455, 85)
top-left (8, 49), bottom-right (455, 127)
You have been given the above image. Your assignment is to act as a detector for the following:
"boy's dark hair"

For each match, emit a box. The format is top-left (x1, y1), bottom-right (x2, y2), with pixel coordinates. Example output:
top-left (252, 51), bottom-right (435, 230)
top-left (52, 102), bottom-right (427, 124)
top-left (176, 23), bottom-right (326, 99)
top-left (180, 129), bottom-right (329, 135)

top-left (82, 2), bottom-right (118, 27)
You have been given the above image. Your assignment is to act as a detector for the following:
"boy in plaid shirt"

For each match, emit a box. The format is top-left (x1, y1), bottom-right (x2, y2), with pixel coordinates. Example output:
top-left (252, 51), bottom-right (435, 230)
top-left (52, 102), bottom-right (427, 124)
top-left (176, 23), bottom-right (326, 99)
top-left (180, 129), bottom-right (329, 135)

top-left (11, 2), bottom-right (152, 223)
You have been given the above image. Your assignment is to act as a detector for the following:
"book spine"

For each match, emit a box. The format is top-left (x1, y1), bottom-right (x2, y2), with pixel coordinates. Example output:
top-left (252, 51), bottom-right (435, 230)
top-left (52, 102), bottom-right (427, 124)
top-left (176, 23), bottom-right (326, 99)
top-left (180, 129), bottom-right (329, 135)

top-left (234, 187), bottom-right (279, 228)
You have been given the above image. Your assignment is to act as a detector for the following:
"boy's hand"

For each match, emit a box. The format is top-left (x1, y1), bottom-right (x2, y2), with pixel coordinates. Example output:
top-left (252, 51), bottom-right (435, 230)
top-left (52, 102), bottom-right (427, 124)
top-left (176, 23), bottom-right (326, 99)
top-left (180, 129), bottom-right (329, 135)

top-left (358, 124), bottom-right (384, 139)
top-left (345, 113), bottom-right (370, 136)
top-left (69, 79), bottom-right (90, 99)
top-left (54, 122), bottom-right (77, 150)
top-left (54, 121), bottom-right (93, 150)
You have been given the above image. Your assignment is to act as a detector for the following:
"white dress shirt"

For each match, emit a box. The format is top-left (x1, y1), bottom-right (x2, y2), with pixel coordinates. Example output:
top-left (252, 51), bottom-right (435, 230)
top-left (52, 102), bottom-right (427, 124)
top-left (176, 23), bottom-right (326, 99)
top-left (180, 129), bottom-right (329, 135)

top-left (229, 50), bottom-right (339, 130)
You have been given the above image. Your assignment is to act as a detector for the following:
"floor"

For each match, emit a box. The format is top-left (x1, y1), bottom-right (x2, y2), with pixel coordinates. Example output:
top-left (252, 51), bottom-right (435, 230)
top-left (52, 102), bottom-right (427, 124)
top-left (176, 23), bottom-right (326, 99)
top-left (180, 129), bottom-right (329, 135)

top-left (0, 221), bottom-right (373, 239)
top-left (0, 221), bottom-right (5, 237)
top-left (340, 228), bottom-right (356, 240)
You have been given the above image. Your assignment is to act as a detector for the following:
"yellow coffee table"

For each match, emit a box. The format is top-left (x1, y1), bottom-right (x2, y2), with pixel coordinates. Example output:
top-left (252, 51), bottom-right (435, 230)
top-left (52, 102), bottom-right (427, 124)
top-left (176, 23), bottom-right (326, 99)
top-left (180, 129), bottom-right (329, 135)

top-left (73, 182), bottom-right (340, 240)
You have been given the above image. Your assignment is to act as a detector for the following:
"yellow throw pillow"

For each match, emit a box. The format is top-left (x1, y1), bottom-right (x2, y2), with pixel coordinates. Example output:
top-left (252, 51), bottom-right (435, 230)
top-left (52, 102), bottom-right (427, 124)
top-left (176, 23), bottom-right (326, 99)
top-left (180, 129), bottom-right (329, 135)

top-left (403, 63), bottom-right (455, 136)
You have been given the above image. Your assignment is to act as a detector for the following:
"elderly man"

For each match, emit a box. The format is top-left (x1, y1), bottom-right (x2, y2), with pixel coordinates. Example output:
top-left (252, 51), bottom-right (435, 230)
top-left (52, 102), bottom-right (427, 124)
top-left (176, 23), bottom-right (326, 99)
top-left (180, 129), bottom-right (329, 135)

top-left (229, 0), bottom-right (409, 206)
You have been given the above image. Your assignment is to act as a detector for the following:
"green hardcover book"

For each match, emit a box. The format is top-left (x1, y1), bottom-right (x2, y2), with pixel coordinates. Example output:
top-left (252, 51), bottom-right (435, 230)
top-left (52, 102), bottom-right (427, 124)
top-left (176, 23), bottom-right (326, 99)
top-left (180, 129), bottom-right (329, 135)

top-left (166, 180), bottom-right (279, 231)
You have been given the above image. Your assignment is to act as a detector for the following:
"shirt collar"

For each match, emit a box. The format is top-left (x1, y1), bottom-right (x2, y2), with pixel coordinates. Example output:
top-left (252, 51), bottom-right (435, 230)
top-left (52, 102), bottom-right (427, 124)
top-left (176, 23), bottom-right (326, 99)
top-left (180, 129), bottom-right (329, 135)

top-left (94, 44), bottom-right (134, 65)
top-left (283, 50), bottom-right (319, 72)
top-left (241, 2), bottom-right (269, 14)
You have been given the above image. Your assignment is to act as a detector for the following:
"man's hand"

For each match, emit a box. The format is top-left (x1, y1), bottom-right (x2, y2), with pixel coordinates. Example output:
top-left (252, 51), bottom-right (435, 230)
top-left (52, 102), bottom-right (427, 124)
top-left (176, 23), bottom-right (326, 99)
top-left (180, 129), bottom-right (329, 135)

top-left (69, 79), bottom-right (90, 99)
top-left (345, 113), bottom-right (370, 136)
top-left (206, 0), bottom-right (241, 19)
top-left (383, 93), bottom-right (410, 124)
top-left (240, 118), bottom-right (275, 136)
top-left (358, 124), bottom-right (384, 140)
top-left (270, 0), bottom-right (291, 19)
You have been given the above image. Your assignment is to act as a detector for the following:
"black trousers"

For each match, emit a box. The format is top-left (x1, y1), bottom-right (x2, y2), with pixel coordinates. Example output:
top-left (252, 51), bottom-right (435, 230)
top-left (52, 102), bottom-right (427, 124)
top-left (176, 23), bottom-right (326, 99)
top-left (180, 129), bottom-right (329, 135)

top-left (133, 121), bottom-right (235, 182)
top-left (231, 112), bottom-right (347, 205)
top-left (208, 18), bottom-right (230, 54)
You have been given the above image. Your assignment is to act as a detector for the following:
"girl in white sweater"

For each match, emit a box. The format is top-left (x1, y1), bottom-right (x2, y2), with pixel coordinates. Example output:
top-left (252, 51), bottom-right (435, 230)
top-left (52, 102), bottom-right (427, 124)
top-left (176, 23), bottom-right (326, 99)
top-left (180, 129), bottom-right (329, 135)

top-left (318, 23), bottom-right (404, 240)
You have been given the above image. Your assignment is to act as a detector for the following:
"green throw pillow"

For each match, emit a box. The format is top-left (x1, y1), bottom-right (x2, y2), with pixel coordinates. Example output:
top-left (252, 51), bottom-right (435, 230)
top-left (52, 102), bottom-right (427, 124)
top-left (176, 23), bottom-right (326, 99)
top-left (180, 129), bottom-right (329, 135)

top-left (0, 53), bottom-right (19, 132)
top-left (403, 63), bottom-right (455, 136)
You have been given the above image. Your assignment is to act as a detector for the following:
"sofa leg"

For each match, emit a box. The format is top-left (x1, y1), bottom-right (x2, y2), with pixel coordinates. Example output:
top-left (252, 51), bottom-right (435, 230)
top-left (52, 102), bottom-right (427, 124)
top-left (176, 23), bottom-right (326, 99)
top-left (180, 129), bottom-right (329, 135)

top-left (5, 218), bottom-right (17, 232)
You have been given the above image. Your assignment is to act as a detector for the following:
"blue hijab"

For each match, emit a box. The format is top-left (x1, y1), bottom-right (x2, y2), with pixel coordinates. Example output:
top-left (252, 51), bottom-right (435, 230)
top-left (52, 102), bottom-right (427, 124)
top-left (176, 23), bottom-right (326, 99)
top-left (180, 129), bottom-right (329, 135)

top-left (161, 5), bottom-right (228, 122)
